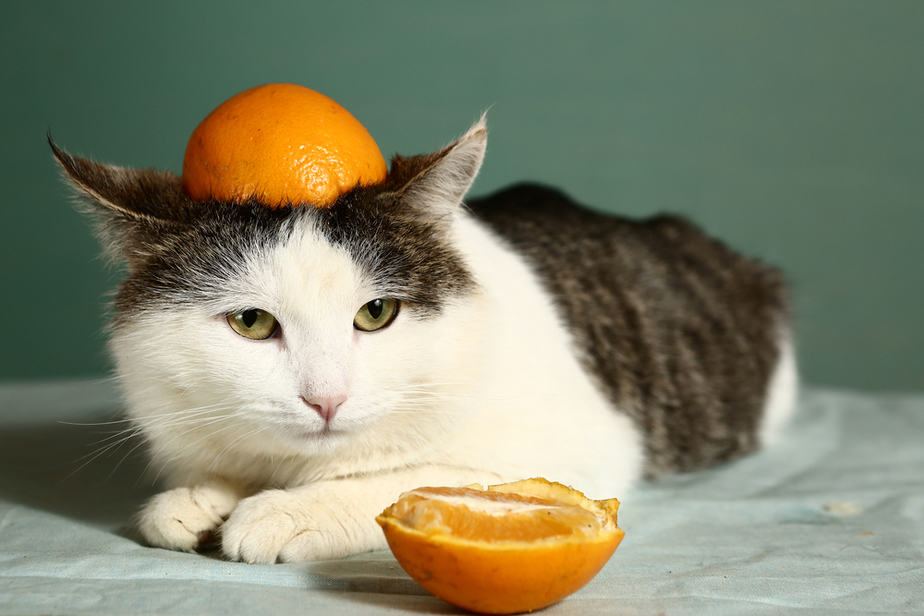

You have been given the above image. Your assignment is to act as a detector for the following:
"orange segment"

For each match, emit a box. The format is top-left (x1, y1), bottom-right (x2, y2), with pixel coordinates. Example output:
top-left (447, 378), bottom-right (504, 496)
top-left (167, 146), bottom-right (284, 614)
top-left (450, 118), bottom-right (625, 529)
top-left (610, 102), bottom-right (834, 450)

top-left (182, 83), bottom-right (386, 208)
top-left (376, 478), bottom-right (624, 614)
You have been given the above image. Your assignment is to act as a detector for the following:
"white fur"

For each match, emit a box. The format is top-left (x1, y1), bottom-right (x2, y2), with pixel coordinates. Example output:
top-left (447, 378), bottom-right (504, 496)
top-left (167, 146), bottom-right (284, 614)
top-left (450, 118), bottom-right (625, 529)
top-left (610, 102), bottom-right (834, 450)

top-left (118, 120), bottom-right (792, 563)
top-left (118, 205), bottom-right (645, 561)
top-left (760, 334), bottom-right (798, 445)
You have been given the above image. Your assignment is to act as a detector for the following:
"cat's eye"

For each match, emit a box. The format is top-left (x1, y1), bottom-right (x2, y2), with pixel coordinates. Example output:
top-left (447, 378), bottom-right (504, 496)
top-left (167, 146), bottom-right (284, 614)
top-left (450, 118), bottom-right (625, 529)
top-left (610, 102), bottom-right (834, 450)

top-left (353, 299), bottom-right (399, 332)
top-left (227, 309), bottom-right (279, 340)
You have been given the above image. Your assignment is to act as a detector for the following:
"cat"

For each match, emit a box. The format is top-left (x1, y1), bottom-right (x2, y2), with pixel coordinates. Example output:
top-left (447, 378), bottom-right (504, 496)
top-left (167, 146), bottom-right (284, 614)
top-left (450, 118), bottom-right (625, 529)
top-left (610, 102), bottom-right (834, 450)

top-left (51, 115), bottom-right (796, 563)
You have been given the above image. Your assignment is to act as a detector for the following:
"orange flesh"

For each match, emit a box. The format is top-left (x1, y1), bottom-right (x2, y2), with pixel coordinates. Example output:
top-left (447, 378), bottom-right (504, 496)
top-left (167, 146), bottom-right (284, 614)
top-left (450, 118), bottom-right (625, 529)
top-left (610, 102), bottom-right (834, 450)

top-left (388, 487), bottom-right (603, 542)
top-left (377, 479), bottom-right (624, 615)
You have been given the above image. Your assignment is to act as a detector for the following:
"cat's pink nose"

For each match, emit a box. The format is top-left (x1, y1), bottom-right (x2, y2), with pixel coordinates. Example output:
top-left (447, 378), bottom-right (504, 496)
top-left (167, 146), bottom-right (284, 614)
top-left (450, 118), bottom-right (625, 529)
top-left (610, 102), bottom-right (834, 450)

top-left (301, 394), bottom-right (347, 423)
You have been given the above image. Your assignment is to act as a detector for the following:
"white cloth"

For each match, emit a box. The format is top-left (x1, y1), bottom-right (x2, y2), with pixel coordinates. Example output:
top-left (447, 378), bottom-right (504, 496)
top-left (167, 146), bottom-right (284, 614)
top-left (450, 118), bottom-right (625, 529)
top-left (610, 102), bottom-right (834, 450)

top-left (0, 382), bottom-right (921, 614)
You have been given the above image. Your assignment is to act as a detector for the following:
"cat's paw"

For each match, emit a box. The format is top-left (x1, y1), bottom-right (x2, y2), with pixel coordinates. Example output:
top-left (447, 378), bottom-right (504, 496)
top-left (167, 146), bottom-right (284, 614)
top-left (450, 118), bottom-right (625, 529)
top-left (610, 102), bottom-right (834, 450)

top-left (221, 487), bottom-right (384, 563)
top-left (138, 483), bottom-right (241, 552)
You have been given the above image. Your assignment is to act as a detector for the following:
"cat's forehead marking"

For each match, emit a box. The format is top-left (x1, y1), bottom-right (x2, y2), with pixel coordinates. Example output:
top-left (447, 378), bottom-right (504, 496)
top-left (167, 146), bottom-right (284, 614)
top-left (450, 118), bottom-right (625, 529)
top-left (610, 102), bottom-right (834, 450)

top-left (312, 190), bottom-right (477, 315)
top-left (111, 187), bottom-right (476, 321)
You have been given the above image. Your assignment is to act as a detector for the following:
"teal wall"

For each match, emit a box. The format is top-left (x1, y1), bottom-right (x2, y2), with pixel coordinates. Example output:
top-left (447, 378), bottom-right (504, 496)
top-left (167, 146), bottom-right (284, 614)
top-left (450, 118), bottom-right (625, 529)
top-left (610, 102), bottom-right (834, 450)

top-left (2, 1), bottom-right (922, 390)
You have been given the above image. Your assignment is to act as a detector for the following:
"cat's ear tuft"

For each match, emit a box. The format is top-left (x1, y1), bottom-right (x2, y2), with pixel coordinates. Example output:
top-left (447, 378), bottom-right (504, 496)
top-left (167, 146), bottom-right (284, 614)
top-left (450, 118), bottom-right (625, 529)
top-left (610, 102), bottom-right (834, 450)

top-left (386, 114), bottom-right (488, 220)
top-left (49, 135), bottom-right (189, 225)
top-left (49, 136), bottom-right (195, 267)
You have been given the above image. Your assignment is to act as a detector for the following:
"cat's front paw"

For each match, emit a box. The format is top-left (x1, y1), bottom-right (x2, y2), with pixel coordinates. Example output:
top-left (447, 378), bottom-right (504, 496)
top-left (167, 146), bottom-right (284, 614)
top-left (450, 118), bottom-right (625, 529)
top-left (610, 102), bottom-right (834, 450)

top-left (138, 481), bottom-right (242, 552)
top-left (221, 487), bottom-right (384, 563)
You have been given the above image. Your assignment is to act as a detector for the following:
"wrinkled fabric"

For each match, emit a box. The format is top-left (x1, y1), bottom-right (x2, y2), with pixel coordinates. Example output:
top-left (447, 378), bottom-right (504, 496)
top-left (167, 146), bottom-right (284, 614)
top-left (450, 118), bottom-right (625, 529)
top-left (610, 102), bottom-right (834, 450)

top-left (0, 381), bottom-right (921, 615)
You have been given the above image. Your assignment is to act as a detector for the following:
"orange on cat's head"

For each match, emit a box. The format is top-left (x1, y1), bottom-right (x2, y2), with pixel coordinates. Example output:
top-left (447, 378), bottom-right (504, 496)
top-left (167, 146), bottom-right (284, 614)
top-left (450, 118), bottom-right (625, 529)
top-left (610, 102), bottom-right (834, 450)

top-left (181, 83), bottom-right (387, 208)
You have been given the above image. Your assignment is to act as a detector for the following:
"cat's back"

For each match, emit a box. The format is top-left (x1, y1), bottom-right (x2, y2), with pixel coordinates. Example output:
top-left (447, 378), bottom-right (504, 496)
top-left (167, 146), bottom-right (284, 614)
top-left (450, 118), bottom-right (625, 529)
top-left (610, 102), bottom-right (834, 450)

top-left (467, 183), bottom-right (790, 475)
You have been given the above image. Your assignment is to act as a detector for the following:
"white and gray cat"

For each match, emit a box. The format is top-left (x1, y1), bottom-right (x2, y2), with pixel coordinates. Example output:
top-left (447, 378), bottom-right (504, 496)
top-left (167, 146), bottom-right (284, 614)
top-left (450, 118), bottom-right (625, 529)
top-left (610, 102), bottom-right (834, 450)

top-left (52, 116), bottom-right (796, 563)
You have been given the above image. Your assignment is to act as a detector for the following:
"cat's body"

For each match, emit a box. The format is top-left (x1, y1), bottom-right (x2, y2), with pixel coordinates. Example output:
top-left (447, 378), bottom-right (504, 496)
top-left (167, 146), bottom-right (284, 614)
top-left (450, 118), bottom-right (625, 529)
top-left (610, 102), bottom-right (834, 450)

top-left (468, 185), bottom-right (796, 474)
top-left (53, 117), bottom-right (795, 563)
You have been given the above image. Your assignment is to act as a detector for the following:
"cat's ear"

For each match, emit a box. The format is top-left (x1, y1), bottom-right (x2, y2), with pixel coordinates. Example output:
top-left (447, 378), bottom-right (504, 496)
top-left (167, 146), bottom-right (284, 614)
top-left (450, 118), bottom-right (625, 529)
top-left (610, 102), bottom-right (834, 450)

top-left (49, 136), bottom-right (190, 224)
top-left (49, 136), bottom-right (192, 265)
top-left (384, 114), bottom-right (487, 219)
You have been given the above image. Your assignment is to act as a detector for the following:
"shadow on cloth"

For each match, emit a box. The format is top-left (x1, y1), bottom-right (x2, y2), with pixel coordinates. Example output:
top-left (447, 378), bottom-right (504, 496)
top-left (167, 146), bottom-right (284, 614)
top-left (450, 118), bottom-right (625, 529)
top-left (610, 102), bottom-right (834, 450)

top-left (0, 416), bottom-right (465, 608)
top-left (0, 419), bottom-right (153, 530)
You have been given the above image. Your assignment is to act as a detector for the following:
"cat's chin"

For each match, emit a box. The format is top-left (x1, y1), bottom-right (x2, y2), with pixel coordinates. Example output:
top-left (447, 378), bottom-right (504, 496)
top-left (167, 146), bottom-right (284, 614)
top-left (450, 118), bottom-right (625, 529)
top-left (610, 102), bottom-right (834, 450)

top-left (294, 427), bottom-right (348, 440)
top-left (277, 425), bottom-right (355, 453)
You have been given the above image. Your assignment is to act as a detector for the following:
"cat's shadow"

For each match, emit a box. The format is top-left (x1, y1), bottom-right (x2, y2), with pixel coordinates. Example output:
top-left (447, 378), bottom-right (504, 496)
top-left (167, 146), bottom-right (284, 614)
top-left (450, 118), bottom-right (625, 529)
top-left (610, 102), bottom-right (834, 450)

top-left (0, 419), bottom-right (154, 531)
top-left (0, 419), bottom-right (461, 609)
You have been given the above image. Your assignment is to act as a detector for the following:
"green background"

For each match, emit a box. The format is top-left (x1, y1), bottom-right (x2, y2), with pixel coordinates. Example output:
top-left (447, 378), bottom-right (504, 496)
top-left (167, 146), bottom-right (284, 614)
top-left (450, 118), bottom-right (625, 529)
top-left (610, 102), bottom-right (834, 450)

top-left (2, 1), bottom-right (922, 390)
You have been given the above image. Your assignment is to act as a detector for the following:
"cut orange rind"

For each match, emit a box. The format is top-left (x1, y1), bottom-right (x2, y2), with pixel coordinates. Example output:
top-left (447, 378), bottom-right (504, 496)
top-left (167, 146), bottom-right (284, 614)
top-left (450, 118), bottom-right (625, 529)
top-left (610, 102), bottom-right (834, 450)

top-left (376, 478), bottom-right (624, 614)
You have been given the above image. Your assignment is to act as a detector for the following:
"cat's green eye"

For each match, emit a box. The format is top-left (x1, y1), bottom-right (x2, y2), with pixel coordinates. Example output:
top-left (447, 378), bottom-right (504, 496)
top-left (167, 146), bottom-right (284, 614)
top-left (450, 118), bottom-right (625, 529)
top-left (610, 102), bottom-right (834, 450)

top-left (353, 299), bottom-right (399, 332)
top-left (227, 309), bottom-right (279, 340)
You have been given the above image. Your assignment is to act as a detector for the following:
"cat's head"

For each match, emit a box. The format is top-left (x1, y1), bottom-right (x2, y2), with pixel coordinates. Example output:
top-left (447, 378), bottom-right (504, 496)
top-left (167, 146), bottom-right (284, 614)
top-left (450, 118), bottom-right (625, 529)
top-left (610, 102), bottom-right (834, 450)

top-left (52, 117), bottom-right (489, 473)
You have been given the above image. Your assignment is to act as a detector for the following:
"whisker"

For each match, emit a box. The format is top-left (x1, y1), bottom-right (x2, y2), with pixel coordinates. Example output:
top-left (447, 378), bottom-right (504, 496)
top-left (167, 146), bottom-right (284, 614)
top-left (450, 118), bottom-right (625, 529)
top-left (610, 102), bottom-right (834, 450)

top-left (67, 402), bottom-right (242, 479)
top-left (67, 429), bottom-right (146, 478)
top-left (139, 414), bottom-right (246, 477)
top-left (206, 425), bottom-right (272, 474)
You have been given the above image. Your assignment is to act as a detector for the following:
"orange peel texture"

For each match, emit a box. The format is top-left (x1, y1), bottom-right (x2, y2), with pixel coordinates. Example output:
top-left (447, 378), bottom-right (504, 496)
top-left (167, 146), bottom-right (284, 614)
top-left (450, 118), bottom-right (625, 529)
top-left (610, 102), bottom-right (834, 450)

top-left (376, 478), bottom-right (624, 614)
top-left (182, 83), bottom-right (386, 208)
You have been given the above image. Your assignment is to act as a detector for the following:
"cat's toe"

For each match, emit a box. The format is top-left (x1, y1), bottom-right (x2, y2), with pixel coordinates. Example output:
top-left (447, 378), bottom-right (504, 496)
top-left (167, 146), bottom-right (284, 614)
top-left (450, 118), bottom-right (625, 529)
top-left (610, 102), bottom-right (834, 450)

top-left (220, 486), bottom-right (384, 563)
top-left (221, 490), bottom-right (304, 564)
top-left (138, 487), bottom-right (227, 552)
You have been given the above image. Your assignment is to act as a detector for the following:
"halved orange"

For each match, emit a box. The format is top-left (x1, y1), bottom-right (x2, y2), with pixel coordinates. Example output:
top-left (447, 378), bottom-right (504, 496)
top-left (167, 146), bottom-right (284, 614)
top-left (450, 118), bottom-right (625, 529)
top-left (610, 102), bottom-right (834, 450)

top-left (376, 478), bottom-right (624, 614)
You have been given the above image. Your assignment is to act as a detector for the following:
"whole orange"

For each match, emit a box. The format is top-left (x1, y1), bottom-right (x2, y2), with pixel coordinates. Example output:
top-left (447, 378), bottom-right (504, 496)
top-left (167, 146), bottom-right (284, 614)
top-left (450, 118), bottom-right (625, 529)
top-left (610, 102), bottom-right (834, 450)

top-left (181, 83), bottom-right (387, 207)
top-left (376, 478), bottom-right (625, 614)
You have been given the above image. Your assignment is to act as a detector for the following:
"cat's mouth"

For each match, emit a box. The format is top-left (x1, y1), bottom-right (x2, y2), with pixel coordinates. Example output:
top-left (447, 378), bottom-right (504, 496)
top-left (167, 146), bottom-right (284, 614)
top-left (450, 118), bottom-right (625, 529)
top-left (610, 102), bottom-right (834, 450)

top-left (293, 425), bottom-right (348, 441)
top-left (273, 407), bottom-right (358, 442)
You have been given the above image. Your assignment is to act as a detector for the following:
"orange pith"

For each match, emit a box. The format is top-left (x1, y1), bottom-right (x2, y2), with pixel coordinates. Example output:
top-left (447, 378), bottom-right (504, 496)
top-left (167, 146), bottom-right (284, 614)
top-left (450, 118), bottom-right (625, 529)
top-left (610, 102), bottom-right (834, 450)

top-left (376, 478), bottom-right (624, 614)
top-left (181, 83), bottom-right (387, 208)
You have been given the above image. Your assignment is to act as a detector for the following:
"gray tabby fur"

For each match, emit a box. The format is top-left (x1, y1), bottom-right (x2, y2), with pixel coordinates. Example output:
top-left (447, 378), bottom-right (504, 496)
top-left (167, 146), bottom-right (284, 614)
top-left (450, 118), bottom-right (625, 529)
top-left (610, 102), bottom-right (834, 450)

top-left (467, 184), bottom-right (788, 475)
